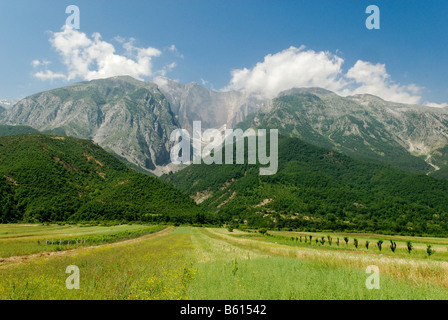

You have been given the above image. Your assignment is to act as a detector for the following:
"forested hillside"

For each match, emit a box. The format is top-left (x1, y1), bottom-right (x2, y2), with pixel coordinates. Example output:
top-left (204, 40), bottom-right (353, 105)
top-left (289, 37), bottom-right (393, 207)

top-left (0, 134), bottom-right (210, 224)
top-left (162, 136), bottom-right (448, 236)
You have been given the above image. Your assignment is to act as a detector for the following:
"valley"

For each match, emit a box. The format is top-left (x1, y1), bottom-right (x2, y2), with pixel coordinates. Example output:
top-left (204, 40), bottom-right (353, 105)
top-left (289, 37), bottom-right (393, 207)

top-left (1, 0), bottom-right (447, 307)
top-left (1, 77), bottom-right (448, 302)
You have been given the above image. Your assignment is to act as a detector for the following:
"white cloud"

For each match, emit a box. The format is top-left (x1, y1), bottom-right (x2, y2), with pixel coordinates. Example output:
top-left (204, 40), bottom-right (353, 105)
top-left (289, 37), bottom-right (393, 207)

top-left (225, 46), bottom-right (424, 104)
top-left (155, 62), bottom-right (177, 77)
top-left (31, 59), bottom-right (51, 68)
top-left (424, 101), bottom-right (448, 108)
top-left (34, 70), bottom-right (67, 81)
top-left (343, 60), bottom-right (421, 104)
top-left (225, 46), bottom-right (346, 99)
top-left (167, 44), bottom-right (184, 58)
top-left (34, 25), bottom-right (176, 82)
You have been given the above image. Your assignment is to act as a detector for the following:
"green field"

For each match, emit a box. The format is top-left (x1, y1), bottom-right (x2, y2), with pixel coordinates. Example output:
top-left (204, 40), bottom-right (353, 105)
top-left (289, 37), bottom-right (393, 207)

top-left (0, 225), bottom-right (447, 300)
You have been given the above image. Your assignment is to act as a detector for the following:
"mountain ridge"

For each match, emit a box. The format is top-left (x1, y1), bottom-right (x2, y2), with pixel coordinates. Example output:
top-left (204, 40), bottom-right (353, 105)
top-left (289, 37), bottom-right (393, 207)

top-left (2, 76), bottom-right (448, 177)
top-left (0, 76), bottom-right (180, 175)
top-left (239, 88), bottom-right (448, 175)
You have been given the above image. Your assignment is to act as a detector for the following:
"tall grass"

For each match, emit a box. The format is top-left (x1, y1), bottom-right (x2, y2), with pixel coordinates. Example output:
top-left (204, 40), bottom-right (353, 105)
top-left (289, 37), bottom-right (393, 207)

top-left (187, 256), bottom-right (448, 300)
top-left (204, 228), bottom-right (448, 290)
top-left (0, 227), bottom-right (194, 300)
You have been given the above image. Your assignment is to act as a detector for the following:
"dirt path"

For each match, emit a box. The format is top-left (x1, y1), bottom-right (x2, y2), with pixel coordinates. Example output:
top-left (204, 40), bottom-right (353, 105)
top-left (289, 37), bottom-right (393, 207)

top-left (0, 226), bottom-right (174, 268)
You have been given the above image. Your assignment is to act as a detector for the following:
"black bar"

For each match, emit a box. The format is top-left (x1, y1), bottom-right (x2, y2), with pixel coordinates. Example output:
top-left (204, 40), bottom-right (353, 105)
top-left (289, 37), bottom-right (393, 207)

top-left (0, 300), bottom-right (443, 319)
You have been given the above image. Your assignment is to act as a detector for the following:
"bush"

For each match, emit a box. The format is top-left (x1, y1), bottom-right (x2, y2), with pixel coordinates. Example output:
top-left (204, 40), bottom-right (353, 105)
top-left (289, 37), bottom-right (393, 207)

top-left (377, 240), bottom-right (384, 251)
top-left (406, 241), bottom-right (413, 254)
top-left (427, 245), bottom-right (434, 256)
top-left (390, 240), bottom-right (397, 253)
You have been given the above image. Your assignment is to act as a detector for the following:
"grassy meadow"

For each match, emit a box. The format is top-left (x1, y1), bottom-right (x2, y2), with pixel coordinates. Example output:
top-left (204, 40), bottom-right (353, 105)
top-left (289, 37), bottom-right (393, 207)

top-left (0, 224), bottom-right (164, 258)
top-left (0, 224), bottom-right (447, 300)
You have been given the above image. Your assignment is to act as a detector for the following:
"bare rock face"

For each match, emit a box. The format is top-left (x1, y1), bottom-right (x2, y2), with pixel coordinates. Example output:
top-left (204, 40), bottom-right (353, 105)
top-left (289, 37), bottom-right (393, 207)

top-left (154, 77), bottom-right (265, 133)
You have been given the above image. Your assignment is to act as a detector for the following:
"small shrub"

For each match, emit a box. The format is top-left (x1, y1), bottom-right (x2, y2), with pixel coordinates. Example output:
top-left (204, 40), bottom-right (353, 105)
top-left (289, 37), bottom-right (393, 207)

top-left (406, 241), bottom-right (413, 254)
top-left (427, 245), bottom-right (434, 257)
top-left (390, 240), bottom-right (397, 253)
top-left (377, 240), bottom-right (383, 251)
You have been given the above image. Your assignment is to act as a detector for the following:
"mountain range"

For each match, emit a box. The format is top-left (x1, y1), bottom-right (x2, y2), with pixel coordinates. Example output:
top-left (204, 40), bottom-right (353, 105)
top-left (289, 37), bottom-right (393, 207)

top-left (238, 88), bottom-right (448, 176)
top-left (1, 76), bottom-right (448, 178)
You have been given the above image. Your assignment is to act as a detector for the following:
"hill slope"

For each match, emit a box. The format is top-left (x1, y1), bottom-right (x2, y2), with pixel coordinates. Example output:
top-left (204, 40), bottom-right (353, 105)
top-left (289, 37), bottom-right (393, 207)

top-left (0, 134), bottom-right (209, 224)
top-left (162, 136), bottom-right (448, 236)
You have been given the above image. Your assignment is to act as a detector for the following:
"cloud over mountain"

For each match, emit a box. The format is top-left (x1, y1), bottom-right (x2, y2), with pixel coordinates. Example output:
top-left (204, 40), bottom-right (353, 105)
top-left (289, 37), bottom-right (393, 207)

top-left (225, 46), bottom-right (422, 104)
top-left (33, 29), bottom-right (426, 106)
top-left (33, 26), bottom-right (173, 82)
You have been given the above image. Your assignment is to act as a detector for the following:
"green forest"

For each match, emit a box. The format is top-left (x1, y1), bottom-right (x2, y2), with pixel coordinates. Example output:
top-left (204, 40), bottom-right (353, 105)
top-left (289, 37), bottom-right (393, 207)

top-left (2, 131), bottom-right (448, 238)
top-left (0, 134), bottom-right (211, 224)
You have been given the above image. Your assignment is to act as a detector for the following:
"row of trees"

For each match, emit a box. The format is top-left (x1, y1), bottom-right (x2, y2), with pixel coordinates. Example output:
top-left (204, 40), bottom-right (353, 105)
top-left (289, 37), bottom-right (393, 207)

top-left (262, 231), bottom-right (436, 256)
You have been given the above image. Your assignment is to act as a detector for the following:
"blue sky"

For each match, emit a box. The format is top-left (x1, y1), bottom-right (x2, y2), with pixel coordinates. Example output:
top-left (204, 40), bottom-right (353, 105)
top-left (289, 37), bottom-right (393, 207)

top-left (0, 0), bottom-right (447, 106)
